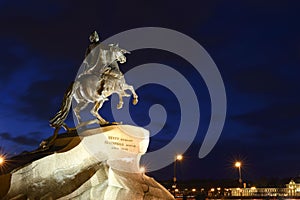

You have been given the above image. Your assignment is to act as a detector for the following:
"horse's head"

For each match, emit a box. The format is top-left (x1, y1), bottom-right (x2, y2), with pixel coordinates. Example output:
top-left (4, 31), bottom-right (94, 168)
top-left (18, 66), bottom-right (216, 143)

top-left (109, 44), bottom-right (130, 64)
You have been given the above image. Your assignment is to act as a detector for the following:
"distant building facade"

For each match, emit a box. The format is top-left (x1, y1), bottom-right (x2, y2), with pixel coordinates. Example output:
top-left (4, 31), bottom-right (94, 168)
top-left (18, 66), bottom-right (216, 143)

top-left (229, 179), bottom-right (300, 197)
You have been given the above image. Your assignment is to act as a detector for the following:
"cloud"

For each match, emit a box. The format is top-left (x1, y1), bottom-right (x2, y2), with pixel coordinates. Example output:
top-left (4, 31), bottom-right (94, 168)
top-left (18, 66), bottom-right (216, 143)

top-left (0, 132), bottom-right (40, 146)
top-left (225, 64), bottom-right (300, 100)
top-left (0, 39), bottom-right (30, 82)
top-left (231, 102), bottom-right (300, 138)
top-left (0, 38), bottom-right (76, 121)
top-left (17, 79), bottom-right (72, 121)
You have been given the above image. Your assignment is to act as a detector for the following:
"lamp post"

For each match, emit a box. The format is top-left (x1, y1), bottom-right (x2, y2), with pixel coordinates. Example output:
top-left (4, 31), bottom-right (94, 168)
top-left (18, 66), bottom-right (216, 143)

top-left (173, 154), bottom-right (183, 197)
top-left (235, 161), bottom-right (242, 185)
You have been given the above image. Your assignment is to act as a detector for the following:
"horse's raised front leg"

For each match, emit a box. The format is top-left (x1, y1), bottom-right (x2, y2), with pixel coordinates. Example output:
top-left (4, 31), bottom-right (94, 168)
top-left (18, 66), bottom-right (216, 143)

top-left (117, 93), bottom-right (124, 109)
top-left (125, 84), bottom-right (138, 105)
top-left (91, 100), bottom-right (109, 125)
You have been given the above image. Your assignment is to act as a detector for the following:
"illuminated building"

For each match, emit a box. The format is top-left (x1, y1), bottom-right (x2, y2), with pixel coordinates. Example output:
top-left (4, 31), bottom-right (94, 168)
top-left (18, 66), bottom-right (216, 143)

top-left (229, 179), bottom-right (300, 197)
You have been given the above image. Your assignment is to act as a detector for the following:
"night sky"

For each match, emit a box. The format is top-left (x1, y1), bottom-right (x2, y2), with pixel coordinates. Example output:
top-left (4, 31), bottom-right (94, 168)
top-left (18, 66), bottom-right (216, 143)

top-left (0, 1), bottom-right (300, 182)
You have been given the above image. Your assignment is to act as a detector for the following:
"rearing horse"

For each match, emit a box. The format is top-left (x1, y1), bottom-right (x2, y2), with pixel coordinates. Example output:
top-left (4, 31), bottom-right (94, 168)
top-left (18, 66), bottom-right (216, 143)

top-left (49, 43), bottom-right (138, 133)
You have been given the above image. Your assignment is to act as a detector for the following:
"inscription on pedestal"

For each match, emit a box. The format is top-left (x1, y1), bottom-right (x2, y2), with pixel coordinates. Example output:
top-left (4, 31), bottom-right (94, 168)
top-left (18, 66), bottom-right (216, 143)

top-left (104, 135), bottom-right (138, 152)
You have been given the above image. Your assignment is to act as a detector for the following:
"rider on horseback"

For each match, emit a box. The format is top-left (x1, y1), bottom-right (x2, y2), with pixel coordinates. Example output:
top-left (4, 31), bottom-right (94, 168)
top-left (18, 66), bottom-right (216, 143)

top-left (45, 31), bottom-right (138, 149)
top-left (49, 31), bottom-right (101, 131)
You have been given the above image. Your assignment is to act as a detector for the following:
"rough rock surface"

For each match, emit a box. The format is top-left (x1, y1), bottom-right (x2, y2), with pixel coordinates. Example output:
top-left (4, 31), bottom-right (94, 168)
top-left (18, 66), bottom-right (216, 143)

top-left (0, 125), bottom-right (174, 200)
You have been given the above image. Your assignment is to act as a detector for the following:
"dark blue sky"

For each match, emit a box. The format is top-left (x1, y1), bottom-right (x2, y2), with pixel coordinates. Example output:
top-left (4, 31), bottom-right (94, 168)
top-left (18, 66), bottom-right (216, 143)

top-left (0, 1), bottom-right (300, 181)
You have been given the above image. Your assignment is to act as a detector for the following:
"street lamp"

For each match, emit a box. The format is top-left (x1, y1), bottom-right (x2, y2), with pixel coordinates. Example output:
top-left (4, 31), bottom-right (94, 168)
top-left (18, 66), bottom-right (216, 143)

top-left (0, 155), bottom-right (5, 165)
top-left (235, 161), bottom-right (242, 184)
top-left (173, 154), bottom-right (183, 196)
top-left (0, 154), bottom-right (5, 170)
top-left (176, 155), bottom-right (183, 161)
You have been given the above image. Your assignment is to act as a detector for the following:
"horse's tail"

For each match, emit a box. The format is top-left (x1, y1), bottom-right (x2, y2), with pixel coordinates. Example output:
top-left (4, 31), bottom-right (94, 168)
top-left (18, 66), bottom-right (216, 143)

top-left (49, 81), bottom-right (75, 128)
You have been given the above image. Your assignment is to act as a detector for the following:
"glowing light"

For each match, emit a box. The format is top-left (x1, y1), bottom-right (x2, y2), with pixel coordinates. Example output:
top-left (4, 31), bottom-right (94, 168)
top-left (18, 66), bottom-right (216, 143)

top-left (175, 188), bottom-right (179, 192)
top-left (0, 155), bottom-right (5, 165)
top-left (211, 188), bottom-right (215, 192)
top-left (176, 154), bottom-right (183, 161)
top-left (139, 166), bottom-right (146, 173)
top-left (192, 188), bottom-right (196, 192)
top-left (235, 161), bottom-right (241, 168)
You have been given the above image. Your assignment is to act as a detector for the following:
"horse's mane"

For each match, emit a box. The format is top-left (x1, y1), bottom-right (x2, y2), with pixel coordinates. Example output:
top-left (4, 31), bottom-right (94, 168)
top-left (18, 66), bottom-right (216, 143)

top-left (82, 43), bottom-right (128, 76)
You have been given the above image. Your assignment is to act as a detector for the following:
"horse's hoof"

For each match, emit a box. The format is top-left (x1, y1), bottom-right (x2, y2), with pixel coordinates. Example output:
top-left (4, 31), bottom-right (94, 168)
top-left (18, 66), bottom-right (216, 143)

top-left (66, 127), bottom-right (76, 132)
top-left (132, 98), bottom-right (138, 105)
top-left (39, 140), bottom-right (48, 149)
top-left (124, 94), bottom-right (131, 97)
top-left (117, 103), bottom-right (123, 109)
top-left (39, 141), bottom-right (51, 151)
top-left (99, 120), bottom-right (110, 126)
